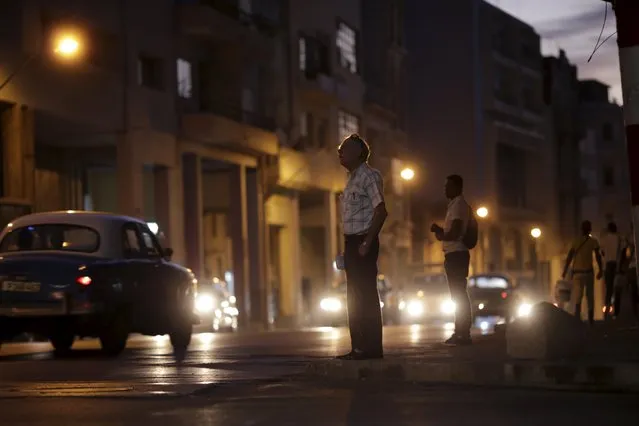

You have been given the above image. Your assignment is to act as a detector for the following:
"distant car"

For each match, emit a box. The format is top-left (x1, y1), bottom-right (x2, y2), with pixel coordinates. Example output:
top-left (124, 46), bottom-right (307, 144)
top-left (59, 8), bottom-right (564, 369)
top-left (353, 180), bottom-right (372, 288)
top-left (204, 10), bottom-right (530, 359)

top-left (194, 284), bottom-right (238, 332)
top-left (0, 211), bottom-right (196, 357)
top-left (396, 273), bottom-right (456, 324)
top-left (468, 273), bottom-right (530, 323)
top-left (315, 284), bottom-right (348, 327)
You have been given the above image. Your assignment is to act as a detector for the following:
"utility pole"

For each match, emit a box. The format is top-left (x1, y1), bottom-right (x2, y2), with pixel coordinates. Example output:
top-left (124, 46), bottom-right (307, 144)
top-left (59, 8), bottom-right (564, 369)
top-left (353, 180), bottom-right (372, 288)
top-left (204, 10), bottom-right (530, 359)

top-left (605, 0), bottom-right (639, 318)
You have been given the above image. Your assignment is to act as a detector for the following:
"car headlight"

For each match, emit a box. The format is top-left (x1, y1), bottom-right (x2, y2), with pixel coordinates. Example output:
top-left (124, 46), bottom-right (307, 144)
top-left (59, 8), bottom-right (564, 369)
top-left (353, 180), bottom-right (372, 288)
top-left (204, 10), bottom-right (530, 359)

top-left (407, 300), bottom-right (424, 316)
top-left (517, 302), bottom-right (533, 317)
top-left (320, 297), bottom-right (342, 312)
top-left (195, 294), bottom-right (215, 314)
top-left (441, 299), bottom-right (456, 314)
top-left (399, 301), bottom-right (406, 310)
top-left (223, 306), bottom-right (239, 316)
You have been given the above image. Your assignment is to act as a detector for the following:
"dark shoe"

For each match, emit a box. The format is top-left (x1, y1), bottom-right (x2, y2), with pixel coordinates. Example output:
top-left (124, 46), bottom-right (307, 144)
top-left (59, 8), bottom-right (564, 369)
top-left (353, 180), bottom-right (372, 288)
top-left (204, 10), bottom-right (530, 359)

top-left (336, 350), bottom-right (383, 360)
top-left (444, 334), bottom-right (472, 346)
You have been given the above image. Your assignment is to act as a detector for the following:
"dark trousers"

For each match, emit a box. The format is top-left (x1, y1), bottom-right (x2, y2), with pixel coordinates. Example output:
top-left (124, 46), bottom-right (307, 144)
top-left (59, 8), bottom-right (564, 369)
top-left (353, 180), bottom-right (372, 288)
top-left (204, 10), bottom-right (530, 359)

top-left (444, 251), bottom-right (471, 337)
top-left (604, 261), bottom-right (617, 316)
top-left (344, 234), bottom-right (382, 355)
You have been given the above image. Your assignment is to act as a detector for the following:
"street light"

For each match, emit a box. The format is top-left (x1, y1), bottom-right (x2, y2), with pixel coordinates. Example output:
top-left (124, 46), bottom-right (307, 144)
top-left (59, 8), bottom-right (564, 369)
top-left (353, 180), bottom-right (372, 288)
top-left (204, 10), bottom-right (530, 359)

top-left (531, 227), bottom-right (542, 239)
top-left (476, 206), bottom-right (489, 218)
top-left (52, 30), bottom-right (83, 60)
top-left (400, 167), bottom-right (415, 181)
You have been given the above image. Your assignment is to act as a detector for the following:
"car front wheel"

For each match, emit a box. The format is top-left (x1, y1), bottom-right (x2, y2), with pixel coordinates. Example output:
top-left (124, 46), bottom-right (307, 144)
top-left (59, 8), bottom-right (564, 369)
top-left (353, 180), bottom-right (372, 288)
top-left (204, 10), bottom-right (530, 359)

top-left (50, 332), bottom-right (75, 356)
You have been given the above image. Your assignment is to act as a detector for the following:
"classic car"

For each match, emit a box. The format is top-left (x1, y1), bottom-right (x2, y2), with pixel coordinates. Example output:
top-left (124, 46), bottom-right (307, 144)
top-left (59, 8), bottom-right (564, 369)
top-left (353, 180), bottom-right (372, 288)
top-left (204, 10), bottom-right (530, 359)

top-left (0, 211), bottom-right (197, 357)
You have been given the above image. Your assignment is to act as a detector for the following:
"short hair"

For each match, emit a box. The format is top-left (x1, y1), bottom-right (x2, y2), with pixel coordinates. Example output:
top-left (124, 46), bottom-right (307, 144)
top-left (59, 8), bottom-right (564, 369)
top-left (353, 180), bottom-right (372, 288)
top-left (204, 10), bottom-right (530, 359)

top-left (344, 133), bottom-right (370, 162)
top-left (607, 222), bottom-right (617, 233)
top-left (581, 220), bottom-right (592, 233)
top-left (446, 174), bottom-right (464, 191)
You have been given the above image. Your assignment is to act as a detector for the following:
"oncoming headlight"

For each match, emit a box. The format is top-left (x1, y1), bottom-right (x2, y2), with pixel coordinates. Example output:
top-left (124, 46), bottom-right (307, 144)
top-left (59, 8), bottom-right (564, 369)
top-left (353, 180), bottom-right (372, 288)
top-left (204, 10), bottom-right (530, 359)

top-left (195, 294), bottom-right (215, 314)
top-left (441, 299), bottom-right (456, 314)
top-left (517, 303), bottom-right (533, 317)
top-left (407, 300), bottom-right (424, 316)
top-left (320, 297), bottom-right (342, 312)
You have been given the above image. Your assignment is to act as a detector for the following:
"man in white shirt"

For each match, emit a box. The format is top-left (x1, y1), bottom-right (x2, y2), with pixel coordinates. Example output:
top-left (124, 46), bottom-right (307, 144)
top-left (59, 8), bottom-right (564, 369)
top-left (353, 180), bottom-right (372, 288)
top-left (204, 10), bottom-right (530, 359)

top-left (431, 175), bottom-right (472, 345)
top-left (336, 134), bottom-right (388, 360)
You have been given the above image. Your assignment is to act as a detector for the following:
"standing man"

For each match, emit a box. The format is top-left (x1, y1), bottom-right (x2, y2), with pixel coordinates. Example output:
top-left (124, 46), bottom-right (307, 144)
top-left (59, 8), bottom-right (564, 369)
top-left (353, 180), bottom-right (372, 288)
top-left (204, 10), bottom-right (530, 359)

top-left (561, 220), bottom-right (603, 325)
top-left (337, 134), bottom-right (388, 360)
top-left (600, 222), bottom-right (623, 318)
top-left (431, 175), bottom-right (472, 345)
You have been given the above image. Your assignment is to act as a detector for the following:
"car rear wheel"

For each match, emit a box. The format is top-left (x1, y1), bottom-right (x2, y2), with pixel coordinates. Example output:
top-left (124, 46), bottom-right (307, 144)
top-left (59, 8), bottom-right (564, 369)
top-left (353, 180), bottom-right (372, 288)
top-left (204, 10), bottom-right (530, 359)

top-left (50, 333), bottom-right (75, 356)
top-left (99, 313), bottom-right (129, 357)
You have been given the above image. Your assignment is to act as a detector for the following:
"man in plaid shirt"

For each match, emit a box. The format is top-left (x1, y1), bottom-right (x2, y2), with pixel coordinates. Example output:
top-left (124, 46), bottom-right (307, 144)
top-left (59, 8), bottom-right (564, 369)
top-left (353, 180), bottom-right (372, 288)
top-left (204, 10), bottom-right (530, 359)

top-left (336, 134), bottom-right (388, 360)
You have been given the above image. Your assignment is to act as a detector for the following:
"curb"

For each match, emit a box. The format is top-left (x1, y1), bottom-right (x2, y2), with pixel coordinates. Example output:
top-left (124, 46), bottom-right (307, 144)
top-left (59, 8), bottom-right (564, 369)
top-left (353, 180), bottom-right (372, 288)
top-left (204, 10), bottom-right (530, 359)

top-left (305, 359), bottom-right (639, 392)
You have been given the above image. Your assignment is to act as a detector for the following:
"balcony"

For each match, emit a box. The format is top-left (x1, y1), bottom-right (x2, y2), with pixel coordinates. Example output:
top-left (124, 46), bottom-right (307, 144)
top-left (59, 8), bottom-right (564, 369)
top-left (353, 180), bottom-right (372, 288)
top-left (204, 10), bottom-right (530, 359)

top-left (275, 147), bottom-right (345, 192)
top-left (298, 72), bottom-right (337, 104)
top-left (181, 100), bottom-right (278, 156)
top-left (177, 0), bottom-right (276, 50)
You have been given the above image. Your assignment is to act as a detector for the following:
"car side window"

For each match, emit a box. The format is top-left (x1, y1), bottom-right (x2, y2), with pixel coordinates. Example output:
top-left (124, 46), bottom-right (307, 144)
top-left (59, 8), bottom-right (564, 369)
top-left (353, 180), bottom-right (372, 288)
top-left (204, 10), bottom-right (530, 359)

top-left (139, 228), bottom-right (162, 258)
top-left (122, 223), bottom-right (143, 258)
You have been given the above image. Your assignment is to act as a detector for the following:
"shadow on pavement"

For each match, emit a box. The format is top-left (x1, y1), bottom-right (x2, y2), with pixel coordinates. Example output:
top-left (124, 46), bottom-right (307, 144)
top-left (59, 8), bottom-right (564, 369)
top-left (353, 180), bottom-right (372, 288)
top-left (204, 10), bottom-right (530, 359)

top-left (346, 383), bottom-right (410, 426)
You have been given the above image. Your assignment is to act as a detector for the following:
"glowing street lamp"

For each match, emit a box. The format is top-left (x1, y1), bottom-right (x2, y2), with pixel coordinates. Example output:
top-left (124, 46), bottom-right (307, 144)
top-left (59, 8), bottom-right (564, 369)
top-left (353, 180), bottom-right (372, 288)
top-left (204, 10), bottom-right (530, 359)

top-left (400, 167), bottom-right (415, 181)
top-left (53, 32), bottom-right (82, 59)
top-left (530, 227), bottom-right (542, 239)
top-left (476, 206), bottom-right (489, 219)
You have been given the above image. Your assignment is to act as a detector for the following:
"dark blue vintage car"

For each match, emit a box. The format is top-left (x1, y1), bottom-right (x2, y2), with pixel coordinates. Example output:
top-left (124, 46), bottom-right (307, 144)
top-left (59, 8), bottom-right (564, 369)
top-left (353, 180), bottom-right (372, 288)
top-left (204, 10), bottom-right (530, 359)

top-left (0, 211), bottom-right (197, 357)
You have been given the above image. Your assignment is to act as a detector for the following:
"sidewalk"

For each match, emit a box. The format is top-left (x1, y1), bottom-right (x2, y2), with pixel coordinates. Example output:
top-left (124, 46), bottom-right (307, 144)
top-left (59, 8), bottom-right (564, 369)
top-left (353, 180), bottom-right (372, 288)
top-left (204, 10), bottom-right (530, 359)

top-left (305, 322), bottom-right (639, 392)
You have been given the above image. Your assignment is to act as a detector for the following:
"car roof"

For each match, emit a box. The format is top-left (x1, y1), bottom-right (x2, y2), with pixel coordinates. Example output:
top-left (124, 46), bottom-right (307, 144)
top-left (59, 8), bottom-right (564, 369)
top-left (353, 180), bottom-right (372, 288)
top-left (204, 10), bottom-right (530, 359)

top-left (6, 210), bottom-right (146, 229)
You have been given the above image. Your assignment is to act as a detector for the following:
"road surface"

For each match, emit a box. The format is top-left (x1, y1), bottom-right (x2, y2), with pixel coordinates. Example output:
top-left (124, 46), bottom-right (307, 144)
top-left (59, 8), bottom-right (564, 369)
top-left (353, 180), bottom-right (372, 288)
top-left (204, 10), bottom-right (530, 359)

top-left (1, 325), bottom-right (638, 424)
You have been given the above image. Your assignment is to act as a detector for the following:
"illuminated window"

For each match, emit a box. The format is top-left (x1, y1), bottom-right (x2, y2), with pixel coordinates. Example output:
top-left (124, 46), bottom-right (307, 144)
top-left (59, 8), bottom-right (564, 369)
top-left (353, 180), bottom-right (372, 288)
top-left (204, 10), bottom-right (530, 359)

top-left (338, 110), bottom-right (359, 142)
top-left (176, 58), bottom-right (192, 98)
top-left (336, 22), bottom-right (357, 73)
top-left (299, 37), bottom-right (306, 71)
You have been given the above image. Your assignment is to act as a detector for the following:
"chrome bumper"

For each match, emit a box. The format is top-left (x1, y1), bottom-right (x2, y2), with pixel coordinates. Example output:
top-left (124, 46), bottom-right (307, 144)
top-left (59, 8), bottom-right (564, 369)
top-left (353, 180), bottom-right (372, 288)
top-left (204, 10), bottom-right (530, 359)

top-left (0, 301), bottom-right (94, 317)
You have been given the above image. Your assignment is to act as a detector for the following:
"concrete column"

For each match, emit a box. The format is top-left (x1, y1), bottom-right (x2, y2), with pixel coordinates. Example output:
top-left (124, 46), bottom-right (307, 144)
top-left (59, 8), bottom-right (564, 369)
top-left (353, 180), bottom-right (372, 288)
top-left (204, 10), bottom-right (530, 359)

top-left (182, 153), bottom-right (204, 279)
top-left (278, 195), bottom-right (301, 323)
top-left (154, 164), bottom-right (186, 264)
top-left (324, 191), bottom-right (339, 288)
top-left (229, 164), bottom-right (250, 327)
top-left (1, 104), bottom-right (35, 203)
top-left (116, 133), bottom-right (144, 217)
top-left (246, 165), bottom-right (268, 328)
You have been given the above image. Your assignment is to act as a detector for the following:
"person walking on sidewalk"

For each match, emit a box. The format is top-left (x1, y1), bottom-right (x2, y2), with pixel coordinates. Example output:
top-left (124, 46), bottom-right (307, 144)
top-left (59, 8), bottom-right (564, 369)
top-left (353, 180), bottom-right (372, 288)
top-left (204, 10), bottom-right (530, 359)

top-left (561, 220), bottom-right (603, 325)
top-left (431, 175), bottom-right (474, 346)
top-left (336, 134), bottom-right (388, 360)
top-left (601, 222), bottom-right (625, 319)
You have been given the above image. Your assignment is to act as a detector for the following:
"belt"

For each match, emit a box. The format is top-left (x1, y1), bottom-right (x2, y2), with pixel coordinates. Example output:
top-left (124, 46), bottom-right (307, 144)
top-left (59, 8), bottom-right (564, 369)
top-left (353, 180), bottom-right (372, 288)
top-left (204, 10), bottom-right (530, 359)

top-left (573, 269), bottom-right (594, 274)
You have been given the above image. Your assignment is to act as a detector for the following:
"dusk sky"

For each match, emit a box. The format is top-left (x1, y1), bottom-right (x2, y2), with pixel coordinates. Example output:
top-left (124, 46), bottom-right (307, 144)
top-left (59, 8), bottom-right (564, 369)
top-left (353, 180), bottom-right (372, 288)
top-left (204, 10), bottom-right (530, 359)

top-left (485, 0), bottom-right (622, 103)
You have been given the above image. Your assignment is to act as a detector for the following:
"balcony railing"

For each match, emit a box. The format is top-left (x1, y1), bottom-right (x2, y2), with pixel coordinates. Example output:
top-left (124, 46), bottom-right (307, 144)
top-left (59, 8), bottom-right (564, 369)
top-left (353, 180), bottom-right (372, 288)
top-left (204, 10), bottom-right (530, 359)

top-left (198, 0), bottom-right (278, 36)
top-left (199, 98), bottom-right (276, 132)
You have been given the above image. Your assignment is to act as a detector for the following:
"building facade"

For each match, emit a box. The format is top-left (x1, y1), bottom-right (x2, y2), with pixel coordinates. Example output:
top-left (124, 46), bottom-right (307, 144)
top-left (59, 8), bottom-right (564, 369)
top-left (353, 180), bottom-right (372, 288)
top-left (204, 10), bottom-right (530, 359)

top-left (405, 0), bottom-right (557, 289)
top-left (0, 0), bottom-right (411, 328)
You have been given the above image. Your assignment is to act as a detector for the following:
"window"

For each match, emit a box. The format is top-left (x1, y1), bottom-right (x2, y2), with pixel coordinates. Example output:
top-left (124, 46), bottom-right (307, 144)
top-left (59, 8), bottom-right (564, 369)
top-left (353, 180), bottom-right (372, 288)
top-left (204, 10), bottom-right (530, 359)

top-left (138, 54), bottom-right (164, 90)
top-left (299, 37), bottom-right (307, 71)
top-left (336, 21), bottom-right (357, 73)
top-left (299, 112), bottom-right (308, 137)
top-left (603, 167), bottom-right (615, 187)
top-left (496, 143), bottom-right (527, 208)
top-left (0, 224), bottom-right (100, 253)
top-left (317, 118), bottom-right (329, 148)
top-left (338, 110), bottom-right (359, 142)
top-left (123, 224), bottom-right (143, 257)
top-left (176, 58), bottom-right (192, 98)
top-left (602, 123), bottom-right (613, 141)
top-left (140, 228), bottom-right (162, 257)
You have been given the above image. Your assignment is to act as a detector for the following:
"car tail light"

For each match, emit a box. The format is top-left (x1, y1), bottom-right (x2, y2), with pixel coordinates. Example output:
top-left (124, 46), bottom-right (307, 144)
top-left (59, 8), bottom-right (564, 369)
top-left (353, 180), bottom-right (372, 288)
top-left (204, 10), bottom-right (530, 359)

top-left (501, 291), bottom-right (508, 299)
top-left (77, 276), bottom-right (92, 286)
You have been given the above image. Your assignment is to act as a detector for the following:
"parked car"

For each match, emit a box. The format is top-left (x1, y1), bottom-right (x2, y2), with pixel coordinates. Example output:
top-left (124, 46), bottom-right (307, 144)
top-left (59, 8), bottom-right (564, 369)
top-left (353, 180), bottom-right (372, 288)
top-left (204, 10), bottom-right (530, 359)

top-left (468, 273), bottom-right (531, 323)
top-left (0, 211), bottom-right (197, 357)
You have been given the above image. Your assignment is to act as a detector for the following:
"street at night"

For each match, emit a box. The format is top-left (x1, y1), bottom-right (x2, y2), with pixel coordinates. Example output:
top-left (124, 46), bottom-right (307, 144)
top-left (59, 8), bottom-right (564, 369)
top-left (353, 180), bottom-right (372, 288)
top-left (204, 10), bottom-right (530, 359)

top-left (1, 326), bottom-right (638, 425)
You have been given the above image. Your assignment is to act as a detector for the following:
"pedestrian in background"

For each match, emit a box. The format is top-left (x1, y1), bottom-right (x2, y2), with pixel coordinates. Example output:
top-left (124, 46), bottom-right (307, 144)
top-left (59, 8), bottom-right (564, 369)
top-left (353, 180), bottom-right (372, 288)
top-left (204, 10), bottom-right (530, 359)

top-left (561, 220), bottom-right (603, 325)
top-left (335, 134), bottom-right (388, 360)
top-left (600, 222), bottom-right (624, 319)
top-left (430, 175), bottom-right (475, 346)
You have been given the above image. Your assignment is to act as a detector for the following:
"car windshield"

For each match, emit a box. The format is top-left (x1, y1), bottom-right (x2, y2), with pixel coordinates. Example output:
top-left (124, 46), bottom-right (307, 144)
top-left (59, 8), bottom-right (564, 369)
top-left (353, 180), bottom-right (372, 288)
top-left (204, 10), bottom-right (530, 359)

top-left (406, 274), bottom-right (448, 294)
top-left (0, 224), bottom-right (100, 254)
top-left (468, 275), bottom-right (511, 290)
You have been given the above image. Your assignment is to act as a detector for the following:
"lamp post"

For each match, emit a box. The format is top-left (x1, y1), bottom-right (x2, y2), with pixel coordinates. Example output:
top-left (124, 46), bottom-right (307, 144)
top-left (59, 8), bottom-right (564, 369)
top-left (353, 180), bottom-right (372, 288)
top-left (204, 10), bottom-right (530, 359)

top-left (400, 167), bottom-right (415, 258)
top-left (530, 227), bottom-right (542, 290)
top-left (0, 30), bottom-right (83, 92)
top-left (476, 206), bottom-right (489, 273)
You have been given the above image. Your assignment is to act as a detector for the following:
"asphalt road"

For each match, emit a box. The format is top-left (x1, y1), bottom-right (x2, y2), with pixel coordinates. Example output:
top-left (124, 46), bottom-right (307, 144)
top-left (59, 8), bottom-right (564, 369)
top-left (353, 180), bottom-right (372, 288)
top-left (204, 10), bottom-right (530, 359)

top-left (1, 325), bottom-right (638, 424)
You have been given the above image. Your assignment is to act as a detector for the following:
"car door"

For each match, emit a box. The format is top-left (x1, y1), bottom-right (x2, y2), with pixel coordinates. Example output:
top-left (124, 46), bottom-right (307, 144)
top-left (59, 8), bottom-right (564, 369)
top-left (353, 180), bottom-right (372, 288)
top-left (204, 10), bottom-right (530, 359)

top-left (136, 224), bottom-right (179, 327)
top-left (121, 222), bottom-right (157, 329)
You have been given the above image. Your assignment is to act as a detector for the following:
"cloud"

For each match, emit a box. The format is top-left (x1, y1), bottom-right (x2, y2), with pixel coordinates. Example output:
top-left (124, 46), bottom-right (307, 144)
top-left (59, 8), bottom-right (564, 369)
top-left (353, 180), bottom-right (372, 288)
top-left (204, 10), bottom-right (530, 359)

top-left (535, 5), bottom-right (610, 39)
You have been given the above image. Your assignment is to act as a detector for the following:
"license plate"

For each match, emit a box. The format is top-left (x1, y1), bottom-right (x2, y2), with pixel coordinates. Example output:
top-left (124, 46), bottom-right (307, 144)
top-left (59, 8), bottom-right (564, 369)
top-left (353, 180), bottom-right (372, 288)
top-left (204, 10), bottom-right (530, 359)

top-left (1, 281), bottom-right (41, 292)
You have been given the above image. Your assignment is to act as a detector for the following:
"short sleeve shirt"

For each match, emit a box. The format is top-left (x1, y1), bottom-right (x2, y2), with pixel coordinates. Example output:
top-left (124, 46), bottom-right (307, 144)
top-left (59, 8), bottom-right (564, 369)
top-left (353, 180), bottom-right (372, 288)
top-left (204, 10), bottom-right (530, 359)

top-left (570, 236), bottom-right (600, 271)
top-left (443, 195), bottom-right (470, 253)
top-left (340, 163), bottom-right (385, 235)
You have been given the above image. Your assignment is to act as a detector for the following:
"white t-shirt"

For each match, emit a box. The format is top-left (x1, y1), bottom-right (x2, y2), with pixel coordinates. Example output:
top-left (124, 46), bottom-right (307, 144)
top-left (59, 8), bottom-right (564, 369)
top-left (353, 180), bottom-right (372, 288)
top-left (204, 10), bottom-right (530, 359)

top-left (443, 195), bottom-right (470, 254)
top-left (600, 233), bottom-right (622, 263)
